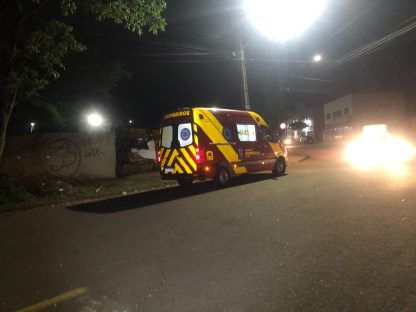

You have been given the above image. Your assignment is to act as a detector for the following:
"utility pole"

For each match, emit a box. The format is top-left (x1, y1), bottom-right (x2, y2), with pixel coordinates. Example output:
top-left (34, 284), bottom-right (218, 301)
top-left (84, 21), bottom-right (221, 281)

top-left (240, 37), bottom-right (250, 111)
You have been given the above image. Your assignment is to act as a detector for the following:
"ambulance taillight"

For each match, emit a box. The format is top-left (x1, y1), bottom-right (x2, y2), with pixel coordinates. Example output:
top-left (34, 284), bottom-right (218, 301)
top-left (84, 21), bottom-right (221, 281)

top-left (157, 149), bottom-right (161, 163)
top-left (196, 147), bottom-right (203, 162)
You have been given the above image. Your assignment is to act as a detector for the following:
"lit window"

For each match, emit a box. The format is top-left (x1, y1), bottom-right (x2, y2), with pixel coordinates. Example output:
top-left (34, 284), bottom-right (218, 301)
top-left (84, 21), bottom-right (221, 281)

top-left (237, 124), bottom-right (256, 142)
top-left (161, 126), bottom-right (173, 148)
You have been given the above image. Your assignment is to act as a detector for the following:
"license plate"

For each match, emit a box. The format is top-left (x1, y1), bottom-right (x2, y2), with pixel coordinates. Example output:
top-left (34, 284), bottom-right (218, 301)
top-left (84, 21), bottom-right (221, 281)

top-left (165, 167), bottom-right (173, 173)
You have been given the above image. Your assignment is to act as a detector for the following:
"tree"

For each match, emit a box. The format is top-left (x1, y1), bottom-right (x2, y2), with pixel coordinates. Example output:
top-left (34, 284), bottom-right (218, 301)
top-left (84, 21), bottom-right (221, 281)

top-left (289, 121), bottom-right (308, 131)
top-left (0, 0), bottom-right (166, 159)
top-left (10, 51), bottom-right (133, 132)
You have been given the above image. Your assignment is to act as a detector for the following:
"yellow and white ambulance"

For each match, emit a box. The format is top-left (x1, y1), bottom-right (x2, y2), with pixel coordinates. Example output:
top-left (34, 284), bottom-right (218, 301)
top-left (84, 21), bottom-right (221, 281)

top-left (157, 107), bottom-right (287, 186)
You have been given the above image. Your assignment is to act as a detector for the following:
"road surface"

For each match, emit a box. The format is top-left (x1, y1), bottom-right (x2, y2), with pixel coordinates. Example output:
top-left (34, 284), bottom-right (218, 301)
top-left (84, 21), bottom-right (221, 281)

top-left (1, 144), bottom-right (416, 311)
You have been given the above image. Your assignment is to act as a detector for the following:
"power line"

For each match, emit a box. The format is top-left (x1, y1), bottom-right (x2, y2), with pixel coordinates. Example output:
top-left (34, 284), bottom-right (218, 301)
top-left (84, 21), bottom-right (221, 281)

top-left (123, 55), bottom-right (401, 64)
top-left (83, 29), bottom-right (232, 55)
top-left (336, 16), bottom-right (416, 65)
top-left (124, 52), bottom-right (225, 57)
top-left (245, 59), bottom-right (337, 64)
top-left (328, 2), bottom-right (377, 40)
top-left (311, 14), bottom-right (416, 77)
top-left (128, 59), bottom-right (231, 63)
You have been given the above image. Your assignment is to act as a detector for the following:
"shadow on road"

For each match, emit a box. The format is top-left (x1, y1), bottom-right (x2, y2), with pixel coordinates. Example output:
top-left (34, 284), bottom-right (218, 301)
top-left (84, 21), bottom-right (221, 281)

top-left (68, 173), bottom-right (285, 214)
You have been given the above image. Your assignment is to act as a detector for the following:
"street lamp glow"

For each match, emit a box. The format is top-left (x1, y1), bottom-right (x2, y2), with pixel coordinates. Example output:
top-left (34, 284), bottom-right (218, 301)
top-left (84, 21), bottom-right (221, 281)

top-left (245, 0), bottom-right (327, 42)
top-left (313, 54), bottom-right (322, 62)
top-left (280, 123), bottom-right (287, 130)
top-left (87, 113), bottom-right (103, 127)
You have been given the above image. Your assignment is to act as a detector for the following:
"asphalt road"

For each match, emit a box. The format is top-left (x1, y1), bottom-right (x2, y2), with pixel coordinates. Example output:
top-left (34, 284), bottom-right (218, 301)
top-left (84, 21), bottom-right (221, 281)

top-left (2, 144), bottom-right (416, 312)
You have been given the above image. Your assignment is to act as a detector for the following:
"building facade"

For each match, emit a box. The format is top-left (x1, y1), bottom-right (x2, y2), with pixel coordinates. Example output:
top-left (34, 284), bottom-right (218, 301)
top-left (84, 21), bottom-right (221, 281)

top-left (324, 92), bottom-right (405, 141)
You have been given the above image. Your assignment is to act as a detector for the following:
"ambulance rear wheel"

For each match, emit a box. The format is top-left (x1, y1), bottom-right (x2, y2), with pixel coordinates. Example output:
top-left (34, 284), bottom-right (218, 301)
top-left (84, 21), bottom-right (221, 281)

top-left (177, 179), bottom-right (193, 187)
top-left (273, 157), bottom-right (286, 176)
top-left (216, 167), bottom-right (231, 187)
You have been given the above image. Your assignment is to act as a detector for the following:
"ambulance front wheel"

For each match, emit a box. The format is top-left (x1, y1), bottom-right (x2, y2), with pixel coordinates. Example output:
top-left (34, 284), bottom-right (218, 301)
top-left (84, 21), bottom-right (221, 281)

top-left (216, 167), bottom-right (231, 187)
top-left (273, 157), bottom-right (286, 176)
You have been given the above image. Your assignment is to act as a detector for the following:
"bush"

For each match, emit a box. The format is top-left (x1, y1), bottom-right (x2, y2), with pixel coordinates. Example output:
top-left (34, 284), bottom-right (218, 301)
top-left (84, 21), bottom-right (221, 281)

top-left (0, 175), bottom-right (77, 206)
top-left (0, 176), bottom-right (35, 205)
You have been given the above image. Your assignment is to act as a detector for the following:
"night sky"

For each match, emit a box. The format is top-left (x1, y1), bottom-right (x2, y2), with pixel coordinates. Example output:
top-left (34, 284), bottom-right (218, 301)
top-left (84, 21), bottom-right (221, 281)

top-left (13, 0), bottom-right (416, 131)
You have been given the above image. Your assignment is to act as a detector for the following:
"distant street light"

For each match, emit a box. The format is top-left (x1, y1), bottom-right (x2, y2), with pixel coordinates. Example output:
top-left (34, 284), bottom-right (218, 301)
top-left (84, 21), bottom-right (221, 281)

top-left (129, 120), bottom-right (133, 124)
top-left (87, 113), bottom-right (103, 128)
top-left (280, 123), bottom-right (287, 130)
top-left (245, 0), bottom-right (328, 42)
top-left (313, 54), bottom-right (323, 62)
top-left (30, 122), bottom-right (35, 133)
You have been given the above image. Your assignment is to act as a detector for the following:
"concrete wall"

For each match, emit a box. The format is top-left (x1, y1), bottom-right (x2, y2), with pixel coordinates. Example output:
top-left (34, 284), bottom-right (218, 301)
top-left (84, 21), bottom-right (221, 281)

top-left (0, 132), bottom-right (116, 179)
top-left (312, 104), bottom-right (325, 142)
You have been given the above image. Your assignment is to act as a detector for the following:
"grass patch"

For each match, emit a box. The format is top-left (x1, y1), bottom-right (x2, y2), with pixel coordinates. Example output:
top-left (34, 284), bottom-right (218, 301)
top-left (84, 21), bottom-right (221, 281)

top-left (0, 176), bottom-right (35, 205)
top-left (0, 173), bottom-right (177, 214)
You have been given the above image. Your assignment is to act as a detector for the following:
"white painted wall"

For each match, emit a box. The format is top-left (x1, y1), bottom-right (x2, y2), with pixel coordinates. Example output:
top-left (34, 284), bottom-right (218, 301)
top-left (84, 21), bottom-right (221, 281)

top-left (324, 94), bottom-right (353, 127)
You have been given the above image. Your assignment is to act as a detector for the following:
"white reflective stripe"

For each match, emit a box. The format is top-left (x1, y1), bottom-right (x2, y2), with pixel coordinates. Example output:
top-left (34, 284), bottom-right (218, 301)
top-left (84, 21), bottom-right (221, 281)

top-left (178, 123), bottom-right (193, 147)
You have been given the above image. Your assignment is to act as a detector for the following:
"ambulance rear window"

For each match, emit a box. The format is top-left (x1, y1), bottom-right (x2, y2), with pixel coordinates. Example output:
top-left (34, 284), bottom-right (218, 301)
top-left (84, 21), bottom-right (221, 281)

top-left (161, 126), bottom-right (173, 148)
top-left (178, 123), bottom-right (193, 147)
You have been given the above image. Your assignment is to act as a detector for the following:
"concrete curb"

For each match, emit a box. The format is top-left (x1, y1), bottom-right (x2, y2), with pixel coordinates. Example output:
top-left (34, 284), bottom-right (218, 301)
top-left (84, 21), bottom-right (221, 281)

top-left (288, 155), bottom-right (309, 164)
top-left (0, 183), bottom-right (177, 217)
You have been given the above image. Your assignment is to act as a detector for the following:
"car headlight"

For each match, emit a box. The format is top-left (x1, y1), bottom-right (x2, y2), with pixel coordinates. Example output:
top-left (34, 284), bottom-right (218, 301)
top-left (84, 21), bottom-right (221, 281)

top-left (389, 137), bottom-right (415, 163)
top-left (283, 138), bottom-right (292, 145)
top-left (345, 135), bottom-right (415, 168)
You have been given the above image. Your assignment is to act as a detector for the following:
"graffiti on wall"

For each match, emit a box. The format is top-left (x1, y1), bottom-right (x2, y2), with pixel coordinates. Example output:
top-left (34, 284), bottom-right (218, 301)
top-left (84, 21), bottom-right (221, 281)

top-left (41, 139), bottom-right (82, 177)
top-left (83, 148), bottom-right (105, 158)
top-left (0, 133), bottom-right (116, 179)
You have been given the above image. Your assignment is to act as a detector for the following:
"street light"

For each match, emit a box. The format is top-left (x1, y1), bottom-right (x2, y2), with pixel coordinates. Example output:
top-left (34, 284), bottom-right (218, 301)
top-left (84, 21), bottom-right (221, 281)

top-left (87, 113), bottom-right (103, 128)
top-left (30, 122), bottom-right (35, 133)
top-left (241, 0), bottom-right (327, 111)
top-left (313, 54), bottom-right (322, 62)
top-left (245, 0), bottom-right (328, 42)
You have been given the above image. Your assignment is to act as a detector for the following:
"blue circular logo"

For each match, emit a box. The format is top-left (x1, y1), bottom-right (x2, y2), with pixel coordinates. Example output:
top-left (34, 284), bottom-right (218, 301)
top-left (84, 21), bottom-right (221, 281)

top-left (180, 128), bottom-right (191, 141)
top-left (223, 128), bottom-right (232, 141)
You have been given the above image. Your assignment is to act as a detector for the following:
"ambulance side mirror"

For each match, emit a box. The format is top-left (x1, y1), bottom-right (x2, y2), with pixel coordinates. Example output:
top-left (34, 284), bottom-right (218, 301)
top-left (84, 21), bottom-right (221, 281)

top-left (263, 134), bottom-right (272, 142)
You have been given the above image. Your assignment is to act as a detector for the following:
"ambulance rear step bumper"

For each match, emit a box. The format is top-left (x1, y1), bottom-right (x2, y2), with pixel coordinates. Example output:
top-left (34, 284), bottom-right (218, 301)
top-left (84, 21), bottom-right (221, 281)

top-left (160, 172), bottom-right (207, 180)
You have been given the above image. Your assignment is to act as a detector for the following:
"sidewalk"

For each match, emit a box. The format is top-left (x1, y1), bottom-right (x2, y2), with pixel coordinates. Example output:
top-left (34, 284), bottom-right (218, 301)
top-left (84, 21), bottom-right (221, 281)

top-left (1, 154), bottom-right (309, 215)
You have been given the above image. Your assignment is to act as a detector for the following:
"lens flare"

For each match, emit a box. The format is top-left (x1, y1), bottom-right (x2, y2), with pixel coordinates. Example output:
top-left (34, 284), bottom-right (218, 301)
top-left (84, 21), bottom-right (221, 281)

top-left (345, 135), bottom-right (415, 169)
top-left (245, 0), bottom-right (328, 42)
